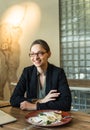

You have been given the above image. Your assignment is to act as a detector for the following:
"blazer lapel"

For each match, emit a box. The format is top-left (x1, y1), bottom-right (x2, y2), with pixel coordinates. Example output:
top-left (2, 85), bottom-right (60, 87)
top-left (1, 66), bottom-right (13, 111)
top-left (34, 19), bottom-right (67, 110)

top-left (46, 64), bottom-right (52, 94)
top-left (30, 67), bottom-right (38, 98)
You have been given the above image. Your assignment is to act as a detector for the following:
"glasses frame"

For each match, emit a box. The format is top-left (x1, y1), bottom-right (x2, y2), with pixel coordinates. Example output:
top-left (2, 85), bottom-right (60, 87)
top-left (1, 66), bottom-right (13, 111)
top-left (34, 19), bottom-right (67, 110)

top-left (29, 51), bottom-right (47, 57)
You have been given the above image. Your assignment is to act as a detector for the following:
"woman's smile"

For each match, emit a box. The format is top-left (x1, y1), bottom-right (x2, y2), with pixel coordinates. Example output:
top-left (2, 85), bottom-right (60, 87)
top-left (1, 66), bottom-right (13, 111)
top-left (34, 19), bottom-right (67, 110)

top-left (30, 44), bottom-right (50, 69)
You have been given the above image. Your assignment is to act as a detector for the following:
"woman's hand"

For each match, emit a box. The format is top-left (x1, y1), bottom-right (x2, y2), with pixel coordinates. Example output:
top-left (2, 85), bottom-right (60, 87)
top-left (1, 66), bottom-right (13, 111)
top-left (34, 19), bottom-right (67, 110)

top-left (20, 101), bottom-right (36, 110)
top-left (37, 90), bottom-right (60, 103)
top-left (20, 90), bottom-right (60, 110)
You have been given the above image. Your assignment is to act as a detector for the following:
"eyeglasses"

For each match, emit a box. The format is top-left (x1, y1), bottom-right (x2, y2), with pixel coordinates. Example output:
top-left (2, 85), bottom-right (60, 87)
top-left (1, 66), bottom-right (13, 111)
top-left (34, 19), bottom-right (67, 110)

top-left (29, 51), bottom-right (47, 57)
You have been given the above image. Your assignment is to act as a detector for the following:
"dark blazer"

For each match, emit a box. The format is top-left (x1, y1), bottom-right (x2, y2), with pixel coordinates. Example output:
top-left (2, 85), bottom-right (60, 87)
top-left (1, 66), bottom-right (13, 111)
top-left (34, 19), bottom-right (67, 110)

top-left (10, 63), bottom-right (72, 111)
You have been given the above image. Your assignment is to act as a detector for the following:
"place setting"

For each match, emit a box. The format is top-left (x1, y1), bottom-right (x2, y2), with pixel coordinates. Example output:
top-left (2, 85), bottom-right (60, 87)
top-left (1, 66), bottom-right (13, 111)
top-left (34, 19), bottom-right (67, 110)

top-left (25, 110), bottom-right (73, 128)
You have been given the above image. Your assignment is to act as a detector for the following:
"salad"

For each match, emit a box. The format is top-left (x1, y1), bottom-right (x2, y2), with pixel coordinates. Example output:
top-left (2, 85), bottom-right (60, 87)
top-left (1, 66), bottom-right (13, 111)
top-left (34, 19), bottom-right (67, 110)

top-left (29, 111), bottom-right (62, 126)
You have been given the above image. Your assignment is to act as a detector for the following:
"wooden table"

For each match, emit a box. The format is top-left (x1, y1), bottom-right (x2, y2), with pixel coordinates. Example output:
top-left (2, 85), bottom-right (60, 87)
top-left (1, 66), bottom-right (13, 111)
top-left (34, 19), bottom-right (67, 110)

top-left (0, 106), bottom-right (90, 130)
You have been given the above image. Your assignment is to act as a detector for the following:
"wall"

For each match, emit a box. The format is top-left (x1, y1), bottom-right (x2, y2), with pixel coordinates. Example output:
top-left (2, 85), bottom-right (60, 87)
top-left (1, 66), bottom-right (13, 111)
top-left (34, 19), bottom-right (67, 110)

top-left (0, 0), bottom-right (60, 100)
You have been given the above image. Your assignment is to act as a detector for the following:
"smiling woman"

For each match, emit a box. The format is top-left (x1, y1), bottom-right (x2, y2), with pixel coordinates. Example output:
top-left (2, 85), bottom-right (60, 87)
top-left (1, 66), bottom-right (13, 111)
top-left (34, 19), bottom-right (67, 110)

top-left (10, 39), bottom-right (72, 111)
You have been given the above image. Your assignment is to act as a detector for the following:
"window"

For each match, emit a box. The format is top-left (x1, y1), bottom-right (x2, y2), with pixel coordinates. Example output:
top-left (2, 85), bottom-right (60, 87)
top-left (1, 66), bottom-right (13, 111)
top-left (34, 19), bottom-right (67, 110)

top-left (71, 89), bottom-right (90, 112)
top-left (59, 0), bottom-right (90, 87)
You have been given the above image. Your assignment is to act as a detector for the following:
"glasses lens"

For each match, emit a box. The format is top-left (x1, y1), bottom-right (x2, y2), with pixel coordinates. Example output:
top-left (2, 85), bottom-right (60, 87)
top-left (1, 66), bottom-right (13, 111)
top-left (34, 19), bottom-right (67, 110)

top-left (29, 51), bottom-right (47, 57)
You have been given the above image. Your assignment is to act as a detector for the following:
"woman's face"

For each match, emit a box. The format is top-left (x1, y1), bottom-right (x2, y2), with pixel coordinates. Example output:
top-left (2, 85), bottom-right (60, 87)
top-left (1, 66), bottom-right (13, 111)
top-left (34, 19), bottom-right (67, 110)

top-left (29, 44), bottom-right (51, 68)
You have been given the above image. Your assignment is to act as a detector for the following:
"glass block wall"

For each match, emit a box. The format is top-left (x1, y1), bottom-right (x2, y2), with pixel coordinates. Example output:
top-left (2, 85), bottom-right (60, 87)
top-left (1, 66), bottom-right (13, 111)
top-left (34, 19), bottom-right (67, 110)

top-left (60, 0), bottom-right (90, 80)
top-left (71, 88), bottom-right (90, 113)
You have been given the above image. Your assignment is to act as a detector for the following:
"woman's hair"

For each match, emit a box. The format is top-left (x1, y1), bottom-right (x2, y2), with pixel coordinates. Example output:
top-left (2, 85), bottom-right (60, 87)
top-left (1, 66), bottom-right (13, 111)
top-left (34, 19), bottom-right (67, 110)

top-left (30, 39), bottom-right (50, 52)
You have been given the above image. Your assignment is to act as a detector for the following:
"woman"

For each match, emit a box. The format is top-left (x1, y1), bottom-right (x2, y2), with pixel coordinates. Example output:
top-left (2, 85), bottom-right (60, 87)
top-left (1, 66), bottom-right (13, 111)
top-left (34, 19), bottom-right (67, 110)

top-left (10, 39), bottom-right (72, 111)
